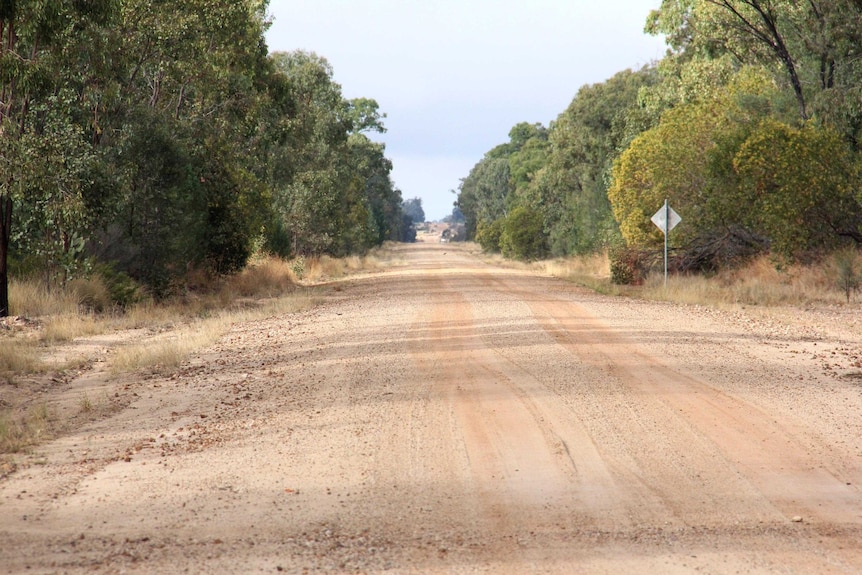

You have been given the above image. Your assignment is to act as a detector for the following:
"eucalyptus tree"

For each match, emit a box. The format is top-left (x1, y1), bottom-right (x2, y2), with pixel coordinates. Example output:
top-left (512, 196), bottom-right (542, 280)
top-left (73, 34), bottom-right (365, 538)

top-left (647, 0), bottom-right (862, 141)
top-left (348, 134), bottom-right (404, 246)
top-left (267, 51), bottom-right (354, 256)
top-left (527, 67), bottom-right (658, 256)
top-left (457, 157), bottom-right (510, 240)
top-left (89, 0), bottom-right (274, 293)
top-left (0, 0), bottom-right (116, 315)
top-left (457, 122), bottom-right (549, 241)
top-left (609, 64), bottom-right (862, 266)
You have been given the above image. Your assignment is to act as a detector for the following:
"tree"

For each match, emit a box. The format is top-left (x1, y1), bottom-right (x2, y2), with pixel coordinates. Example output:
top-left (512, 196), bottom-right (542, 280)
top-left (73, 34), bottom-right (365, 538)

top-left (608, 62), bottom-right (862, 267)
top-left (268, 51), bottom-right (353, 256)
top-left (733, 119), bottom-right (862, 259)
top-left (402, 197), bottom-right (425, 224)
top-left (0, 0), bottom-right (116, 315)
top-left (1, 1), bottom-right (397, 307)
top-left (457, 157), bottom-right (509, 239)
top-left (348, 134), bottom-right (403, 245)
top-left (647, 0), bottom-right (862, 137)
top-left (527, 67), bottom-right (658, 256)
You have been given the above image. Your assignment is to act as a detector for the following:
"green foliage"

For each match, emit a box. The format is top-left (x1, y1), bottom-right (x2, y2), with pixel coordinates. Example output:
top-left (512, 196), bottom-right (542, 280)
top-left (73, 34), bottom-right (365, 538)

top-left (500, 207), bottom-right (548, 261)
top-left (527, 67), bottom-right (658, 256)
top-left (457, 157), bottom-right (511, 239)
top-left (94, 264), bottom-right (144, 309)
top-left (0, 0), bottom-right (400, 311)
top-left (733, 120), bottom-right (862, 259)
top-left (475, 219), bottom-right (504, 253)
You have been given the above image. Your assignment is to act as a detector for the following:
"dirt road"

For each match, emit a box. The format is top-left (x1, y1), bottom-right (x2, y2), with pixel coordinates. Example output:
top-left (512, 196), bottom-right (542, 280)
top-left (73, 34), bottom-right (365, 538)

top-left (2, 241), bottom-right (862, 574)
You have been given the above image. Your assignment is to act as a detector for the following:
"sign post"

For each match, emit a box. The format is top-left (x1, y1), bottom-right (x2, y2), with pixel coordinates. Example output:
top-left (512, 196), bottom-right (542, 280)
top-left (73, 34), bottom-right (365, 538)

top-left (650, 199), bottom-right (681, 287)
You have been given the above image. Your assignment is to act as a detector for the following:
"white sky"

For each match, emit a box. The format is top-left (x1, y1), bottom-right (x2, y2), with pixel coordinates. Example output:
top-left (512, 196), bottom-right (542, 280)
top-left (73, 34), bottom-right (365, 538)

top-left (265, 0), bottom-right (667, 221)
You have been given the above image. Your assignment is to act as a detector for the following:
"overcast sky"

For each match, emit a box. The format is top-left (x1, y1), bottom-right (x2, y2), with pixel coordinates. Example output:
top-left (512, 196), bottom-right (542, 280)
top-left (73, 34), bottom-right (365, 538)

top-left (265, 1), bottom-right (667, 221)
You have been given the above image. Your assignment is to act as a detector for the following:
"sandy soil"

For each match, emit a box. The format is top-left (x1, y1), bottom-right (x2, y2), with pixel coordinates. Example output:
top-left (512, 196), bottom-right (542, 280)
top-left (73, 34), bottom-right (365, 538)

top-left (2, 240), bottom-right (862, 574)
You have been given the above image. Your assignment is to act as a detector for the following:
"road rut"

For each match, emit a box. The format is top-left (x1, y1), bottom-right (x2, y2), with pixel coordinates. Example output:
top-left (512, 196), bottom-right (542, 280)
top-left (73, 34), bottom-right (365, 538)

top-left (2, 240), bottom-right (861, 574)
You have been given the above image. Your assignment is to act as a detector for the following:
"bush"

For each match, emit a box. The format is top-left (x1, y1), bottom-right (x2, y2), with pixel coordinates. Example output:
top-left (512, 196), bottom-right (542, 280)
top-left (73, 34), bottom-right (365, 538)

top-left (94, 264), bottom-right (145, 308)
top-left (67, 276), bottom-right (112, 312)
top-left (610, 246), bottom-right (650, 285)
top-left (475, 219), bottom-right (504, 253)
top-left (500, 207), bottom-right (548, 261)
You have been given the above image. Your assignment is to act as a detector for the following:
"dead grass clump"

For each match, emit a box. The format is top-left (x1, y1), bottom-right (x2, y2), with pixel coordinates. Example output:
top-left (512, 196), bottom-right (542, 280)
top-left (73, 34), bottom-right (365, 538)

top-left (224, 257), bottom-right (295, 297)
top-left (67, 276), bottom-right (113, 312)
top-left (299, 251), bottom-right (386, 283)
top-left (109, 316), bottom-right (231, 375)
top-left (0, 339), bottom-right (38, 380)
top-left (304, 255), bottom-right (343, 281)
top-left (0, 404), bottom-right (52, 454)
top-left (9, 278), bottom-right (80, 317)
top-left (640, 255), bottom-right (845, 307)
top-left (541, 253), bottom-right (610, 281)
top-left (40, 313), bottom-right (103, 343)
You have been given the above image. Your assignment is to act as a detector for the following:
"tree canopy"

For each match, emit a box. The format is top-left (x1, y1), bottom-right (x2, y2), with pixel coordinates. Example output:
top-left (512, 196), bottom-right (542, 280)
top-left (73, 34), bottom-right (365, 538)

top-left (457, 0), bottom-right (862, 276)
top-left (0, 0), bottom-right (405, 314)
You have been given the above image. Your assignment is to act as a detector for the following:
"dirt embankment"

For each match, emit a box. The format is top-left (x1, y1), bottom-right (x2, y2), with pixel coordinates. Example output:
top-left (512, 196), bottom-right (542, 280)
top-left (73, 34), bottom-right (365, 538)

top-left (1, 241), bottom-right (861, 574)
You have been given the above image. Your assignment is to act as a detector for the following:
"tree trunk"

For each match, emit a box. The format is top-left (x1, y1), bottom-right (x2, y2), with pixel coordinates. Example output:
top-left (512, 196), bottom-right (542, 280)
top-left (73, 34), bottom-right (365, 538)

top-left (0, 193), bottom-right (11, 317)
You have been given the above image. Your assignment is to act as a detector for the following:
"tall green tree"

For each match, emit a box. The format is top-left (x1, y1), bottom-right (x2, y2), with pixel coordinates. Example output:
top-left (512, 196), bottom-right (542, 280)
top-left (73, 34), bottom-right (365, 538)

top-left (268, 51), bottom-right (353, 256)
top-left (0, 0), bottom-right (116, 315)
top-left (527, 67), bottom-right (658, 256)
top-left (647, 0), bottom-right (862, 141)
top-left (457, 122), bottom-right (549, 240)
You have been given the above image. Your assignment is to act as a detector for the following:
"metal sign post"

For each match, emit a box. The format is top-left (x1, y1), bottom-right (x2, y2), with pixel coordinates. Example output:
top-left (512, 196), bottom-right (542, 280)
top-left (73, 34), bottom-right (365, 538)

top-left (650, 199), bottom-right (681, 287)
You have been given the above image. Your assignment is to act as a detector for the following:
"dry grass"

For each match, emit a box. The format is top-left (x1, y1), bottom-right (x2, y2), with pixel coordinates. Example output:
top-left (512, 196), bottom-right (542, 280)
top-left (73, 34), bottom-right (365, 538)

top-left (538, 251), bottom-right (858, 307)
top-left (109, 316), bottom-right (231, 374)
top-left (0, 339), bottom-right (38, 381)
top-left (8, 278), bottom-right (81, 317)
top-left (108, 283), bottom-right (318, 375)
top-left (539, 253), bottom-right (611, 290)
top-left (40, 313), bottom-right (103, 343)
top-left (297, 247), bottom-right (394, 283)
top-left (639, 255), bottom-right (847, 307)
top-left (0, 403), bottom-right (52, 454)
top-left (223, 257), bottom-right (296, 297)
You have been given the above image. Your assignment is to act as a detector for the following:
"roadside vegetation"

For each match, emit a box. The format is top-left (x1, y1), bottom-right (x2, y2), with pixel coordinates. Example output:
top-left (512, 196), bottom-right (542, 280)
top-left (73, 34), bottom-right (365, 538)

top-left (457, 1), bottom-right (862, 286)
top-left (541, 249), bottom-right (862, 308)
top-left (0, 1), bottom-right (415, 321)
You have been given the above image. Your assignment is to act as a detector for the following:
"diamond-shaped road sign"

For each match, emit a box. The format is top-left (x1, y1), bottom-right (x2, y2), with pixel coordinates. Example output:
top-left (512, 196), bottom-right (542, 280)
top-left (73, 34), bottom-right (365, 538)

top-left (651, 204), bottom-right (681, 234)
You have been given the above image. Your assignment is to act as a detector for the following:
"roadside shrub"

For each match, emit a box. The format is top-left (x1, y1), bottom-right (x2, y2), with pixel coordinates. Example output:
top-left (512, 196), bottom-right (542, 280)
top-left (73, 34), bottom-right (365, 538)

top-left (500, 207), bottom-right (548, 261)
top-left (475, 219), bottom-right (504, 253)
top-left (610, 246), bottom-right (649, 285)
top-left (94, 264), bottom-right (145, 308)
top-left (67, 276), bottom-right (112, 312)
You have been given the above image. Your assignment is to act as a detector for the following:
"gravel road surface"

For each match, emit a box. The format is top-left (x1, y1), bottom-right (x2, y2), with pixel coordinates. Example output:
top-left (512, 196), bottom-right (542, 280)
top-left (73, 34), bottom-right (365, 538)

top-left (2, 240), bottom-right (861, 574)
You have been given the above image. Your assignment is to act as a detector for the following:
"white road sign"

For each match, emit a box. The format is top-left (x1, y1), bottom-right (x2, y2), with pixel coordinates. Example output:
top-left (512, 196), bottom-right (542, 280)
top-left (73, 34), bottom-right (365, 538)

top-left (651, 204), bottom-right (681, 233)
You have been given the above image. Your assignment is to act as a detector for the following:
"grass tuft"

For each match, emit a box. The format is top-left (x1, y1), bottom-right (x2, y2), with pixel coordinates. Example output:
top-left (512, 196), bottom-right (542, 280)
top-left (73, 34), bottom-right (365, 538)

top-left (9, 278), bottom-right (80, 317)
top-left (0, 339), bottom-right (39, 381)
top-left (0, 404), bottom-right (53, 454)
top-left (224, 257), bottom-right (296, 298)
top-left (639, 255), bottom-right (846, 307)
top-left (108, 316), bottom-right (230, 374)
top-left (40, 313), bottom-right (102, 343)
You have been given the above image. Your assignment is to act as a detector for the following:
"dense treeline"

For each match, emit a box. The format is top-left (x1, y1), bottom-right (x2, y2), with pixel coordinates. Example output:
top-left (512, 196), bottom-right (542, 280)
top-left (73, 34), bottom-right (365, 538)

top-left (0, 0), bottom-right (406, 315)
top-left (457, 0), bottom-right (862, 281)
